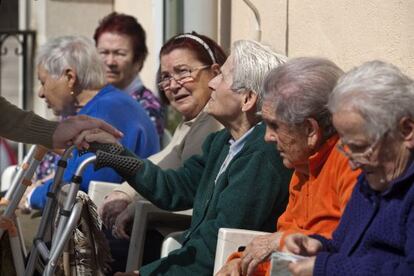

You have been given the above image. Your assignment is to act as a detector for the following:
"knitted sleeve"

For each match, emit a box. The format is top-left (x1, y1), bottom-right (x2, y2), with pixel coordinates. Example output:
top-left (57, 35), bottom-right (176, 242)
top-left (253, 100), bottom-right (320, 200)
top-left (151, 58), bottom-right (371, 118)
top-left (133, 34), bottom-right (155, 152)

top-left (0, 96), bottom-right (57, 148)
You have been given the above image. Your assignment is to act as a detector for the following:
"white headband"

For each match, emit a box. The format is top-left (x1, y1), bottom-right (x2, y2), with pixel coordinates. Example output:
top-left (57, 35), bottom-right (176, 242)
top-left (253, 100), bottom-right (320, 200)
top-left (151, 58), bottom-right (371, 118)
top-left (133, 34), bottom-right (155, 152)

top-left (176, 34), bottom-right (217, 64)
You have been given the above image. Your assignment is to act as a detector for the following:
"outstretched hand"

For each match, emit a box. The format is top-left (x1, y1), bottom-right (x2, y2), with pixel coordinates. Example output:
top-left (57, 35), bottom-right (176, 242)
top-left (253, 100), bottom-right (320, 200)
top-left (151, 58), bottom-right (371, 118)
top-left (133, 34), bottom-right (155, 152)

top-left (52, 115), bottom-right (123, 149)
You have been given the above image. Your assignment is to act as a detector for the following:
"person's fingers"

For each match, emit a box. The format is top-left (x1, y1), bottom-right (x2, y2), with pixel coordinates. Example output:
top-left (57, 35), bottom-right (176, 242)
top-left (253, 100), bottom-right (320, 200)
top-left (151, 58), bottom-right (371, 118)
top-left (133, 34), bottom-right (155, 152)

top-left (284, 234), bottom-right (302, 254)
top-left (246, 258), bottom-right (260, 276)
top-left (79, 115), bottom-right (123, 139)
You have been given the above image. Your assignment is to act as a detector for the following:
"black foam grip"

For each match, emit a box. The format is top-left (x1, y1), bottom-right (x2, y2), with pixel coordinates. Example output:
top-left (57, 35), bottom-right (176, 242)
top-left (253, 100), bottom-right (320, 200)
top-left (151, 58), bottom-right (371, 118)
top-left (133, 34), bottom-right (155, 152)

top-left (94, 150), bottom-right (143, 177)
top-left (78, 143), bottom-right (125, 156)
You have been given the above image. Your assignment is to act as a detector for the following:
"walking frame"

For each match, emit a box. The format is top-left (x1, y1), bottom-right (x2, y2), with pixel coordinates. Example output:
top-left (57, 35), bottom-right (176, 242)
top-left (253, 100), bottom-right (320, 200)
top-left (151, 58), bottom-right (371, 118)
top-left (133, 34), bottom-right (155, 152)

top-left (0, 144), bottom-right (107, 275)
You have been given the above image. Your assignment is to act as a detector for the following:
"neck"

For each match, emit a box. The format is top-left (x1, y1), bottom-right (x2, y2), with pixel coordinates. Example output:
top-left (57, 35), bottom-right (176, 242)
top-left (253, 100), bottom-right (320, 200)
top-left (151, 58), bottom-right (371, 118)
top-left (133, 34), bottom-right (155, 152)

top-left (224, 114), bottom-right (260, 140)
top-left (75, 88), bottom-right (100, 109)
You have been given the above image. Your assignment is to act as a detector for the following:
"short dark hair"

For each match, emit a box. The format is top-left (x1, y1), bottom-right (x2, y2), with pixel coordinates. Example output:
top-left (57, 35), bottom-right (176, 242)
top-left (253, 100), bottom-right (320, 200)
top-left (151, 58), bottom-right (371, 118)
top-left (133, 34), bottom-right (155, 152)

top-left (94, 12), bottom-right (148, 71)
top-left (160, 31), bottom-right (227, 67)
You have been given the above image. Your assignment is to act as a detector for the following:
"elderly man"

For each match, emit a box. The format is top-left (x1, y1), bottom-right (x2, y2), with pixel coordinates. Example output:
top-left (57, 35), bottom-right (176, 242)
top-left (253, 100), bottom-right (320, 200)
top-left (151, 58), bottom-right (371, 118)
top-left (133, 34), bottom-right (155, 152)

top-left (82, 40), bottom-right (292, 276)
top-left (285, 60), bottom-right (414, 276)
top-left (217, 57), bottom-right (361, 276)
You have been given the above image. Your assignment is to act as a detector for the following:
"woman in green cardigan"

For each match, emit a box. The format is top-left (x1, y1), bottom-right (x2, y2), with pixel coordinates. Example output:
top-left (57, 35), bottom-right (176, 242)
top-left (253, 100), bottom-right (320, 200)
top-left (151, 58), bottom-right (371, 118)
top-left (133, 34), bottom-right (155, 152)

top-left (84, 39), bottom-right (292, 276)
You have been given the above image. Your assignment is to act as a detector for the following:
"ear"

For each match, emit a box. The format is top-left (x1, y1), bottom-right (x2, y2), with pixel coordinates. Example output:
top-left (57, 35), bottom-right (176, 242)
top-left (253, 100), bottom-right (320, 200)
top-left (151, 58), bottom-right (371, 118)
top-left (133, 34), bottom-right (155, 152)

top-left (64, 68), bottom-right (77, 89)
top-left (304, 117), bottom-right (322, 149)
top-left (241, 90), bottom-right (258, 113)
top-left (210, 63), bottom-right (221, 77)
top-left (398, 117), bottom-right (414, 149)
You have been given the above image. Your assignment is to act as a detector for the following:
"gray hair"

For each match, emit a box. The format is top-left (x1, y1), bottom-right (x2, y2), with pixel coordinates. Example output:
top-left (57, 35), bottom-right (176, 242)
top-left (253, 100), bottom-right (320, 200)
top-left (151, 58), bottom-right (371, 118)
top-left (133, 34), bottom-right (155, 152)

top-left (231, 40), bottom-right (287, 109)
top-left (36, 35), bottom-right (105, 90)
top-left (263, 57), bottom-right (344, 140)
top-left (328, 60), bottom-right (414, 140)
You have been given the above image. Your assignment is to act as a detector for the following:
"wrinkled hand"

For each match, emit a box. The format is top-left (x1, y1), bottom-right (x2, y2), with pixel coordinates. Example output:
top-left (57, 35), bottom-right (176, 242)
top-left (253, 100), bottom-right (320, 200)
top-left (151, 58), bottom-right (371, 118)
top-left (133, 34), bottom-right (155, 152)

top-left (241, 232), bottom-right (282, 275)
top-left (112, 202), bottom-right (136, 239)
top-left (52, 115), bottom-right (123, 149)
top-left (73, 128), bottom-right (121, 149)
top-left (283, 233), bottom-right (322, 256)
top-left (114, 270), bottom-right (139, 276)
top-left (215, 258), bottom-right (242, 276)
top-left (99, 191), bottom-right (133, 229)
top-left (288, 257), bottom-right (316, 276)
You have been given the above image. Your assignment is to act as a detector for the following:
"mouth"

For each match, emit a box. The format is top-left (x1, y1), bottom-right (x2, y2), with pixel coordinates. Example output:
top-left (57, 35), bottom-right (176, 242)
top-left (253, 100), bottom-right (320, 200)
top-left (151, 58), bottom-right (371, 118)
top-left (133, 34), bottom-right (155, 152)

top-left (106, 71), bottom-right (119, 77)
top-left (174, 94), bottom-right (190, 102)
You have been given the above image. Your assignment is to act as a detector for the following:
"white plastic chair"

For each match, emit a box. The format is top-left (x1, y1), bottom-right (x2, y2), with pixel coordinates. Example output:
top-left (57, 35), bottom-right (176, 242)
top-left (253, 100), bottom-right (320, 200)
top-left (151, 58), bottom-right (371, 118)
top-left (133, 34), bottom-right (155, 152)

top-left (213, 228), bottom-right (270, 274)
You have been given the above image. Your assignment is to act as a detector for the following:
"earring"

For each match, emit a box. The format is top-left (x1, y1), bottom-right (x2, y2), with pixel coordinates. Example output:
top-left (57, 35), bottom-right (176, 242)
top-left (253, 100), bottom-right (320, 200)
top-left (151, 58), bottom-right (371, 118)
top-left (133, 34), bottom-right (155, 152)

top-left (70, 91), bottom-right (75, 96)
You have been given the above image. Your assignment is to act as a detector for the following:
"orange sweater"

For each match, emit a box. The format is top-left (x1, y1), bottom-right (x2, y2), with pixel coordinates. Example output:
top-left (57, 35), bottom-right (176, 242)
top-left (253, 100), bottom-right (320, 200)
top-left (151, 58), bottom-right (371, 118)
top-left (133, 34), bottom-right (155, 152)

top-left (227, 135), bottom-right (360, 276)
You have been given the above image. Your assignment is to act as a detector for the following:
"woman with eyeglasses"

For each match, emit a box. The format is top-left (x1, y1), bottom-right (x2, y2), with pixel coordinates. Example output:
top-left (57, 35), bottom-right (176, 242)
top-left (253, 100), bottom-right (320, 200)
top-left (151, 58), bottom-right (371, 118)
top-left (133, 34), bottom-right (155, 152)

top-left (99, 32), bottom-right (225, 272)
top-left (284, 61), bottom-right (414, 276)
top-left (82, 38), bottom-right (292, 276)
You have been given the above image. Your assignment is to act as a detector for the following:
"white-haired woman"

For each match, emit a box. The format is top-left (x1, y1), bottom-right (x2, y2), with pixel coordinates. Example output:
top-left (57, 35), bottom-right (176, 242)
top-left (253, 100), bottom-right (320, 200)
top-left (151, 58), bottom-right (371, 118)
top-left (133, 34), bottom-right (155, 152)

top-left (81, 39), bottom-right (292, 276)
top-left (28, 36), bottom-right (159, 209)
top-left (285, 60), bottom-right (414, 275)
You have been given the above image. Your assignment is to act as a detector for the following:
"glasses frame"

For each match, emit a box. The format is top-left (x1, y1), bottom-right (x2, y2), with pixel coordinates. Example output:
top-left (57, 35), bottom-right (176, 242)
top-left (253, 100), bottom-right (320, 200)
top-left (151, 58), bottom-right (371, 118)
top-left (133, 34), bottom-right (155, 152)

top-left (336, 130), bottom-right (388, 164)
top-left (158, 65), bottom-right (210, 91)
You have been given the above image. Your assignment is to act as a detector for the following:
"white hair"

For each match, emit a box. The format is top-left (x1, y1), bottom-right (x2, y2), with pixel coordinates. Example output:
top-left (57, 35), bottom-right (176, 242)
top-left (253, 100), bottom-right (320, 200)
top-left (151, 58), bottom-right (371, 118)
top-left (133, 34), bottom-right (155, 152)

top-left (231, 40), bottom-right (287, 109)
top-left (36, 35), bottom-right (105, 90)
top-left (263, 57), bottom-right (344, 140)
top-left (328, 60), bottom-right (414, 139)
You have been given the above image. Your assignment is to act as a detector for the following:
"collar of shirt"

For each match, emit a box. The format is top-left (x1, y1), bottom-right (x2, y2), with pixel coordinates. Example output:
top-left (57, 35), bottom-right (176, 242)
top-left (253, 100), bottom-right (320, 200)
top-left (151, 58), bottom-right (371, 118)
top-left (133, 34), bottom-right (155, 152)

top-left (124, 76), bottom-right (143, 95)
top-left (308, 134), bottom-right (339, 178)
top-left (214, 122), bottom-right (261, 183)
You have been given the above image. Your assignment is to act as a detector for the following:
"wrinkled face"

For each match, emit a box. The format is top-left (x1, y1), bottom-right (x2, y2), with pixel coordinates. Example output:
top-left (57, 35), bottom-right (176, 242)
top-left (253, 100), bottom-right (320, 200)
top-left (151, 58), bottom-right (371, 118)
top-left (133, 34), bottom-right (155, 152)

top-left (160, 48), bottom-right (214, 120)
top-left (332, 109), bottom-right (403, 190)
top-left (262, 100), bottom-right (311, 171)
top-left (97, 32), bottom-right (140, 89)
top-left (206, 55), bottom-right (245, 124)
top-left (37, 65), bottom-right (75, 116)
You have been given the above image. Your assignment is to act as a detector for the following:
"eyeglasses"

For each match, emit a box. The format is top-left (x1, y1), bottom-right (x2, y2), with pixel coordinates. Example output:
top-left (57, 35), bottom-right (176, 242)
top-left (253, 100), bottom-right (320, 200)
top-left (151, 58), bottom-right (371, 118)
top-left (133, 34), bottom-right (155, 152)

top-left (336, 131), bottom-right (388, 164)
top-left (158, 65), bottom-right (210, 91)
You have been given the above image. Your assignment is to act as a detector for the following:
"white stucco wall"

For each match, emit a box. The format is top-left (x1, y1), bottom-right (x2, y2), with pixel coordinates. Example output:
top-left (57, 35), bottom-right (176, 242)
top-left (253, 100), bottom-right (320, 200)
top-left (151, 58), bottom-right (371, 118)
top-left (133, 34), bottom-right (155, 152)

top-left (231, 0), bottom-right (414, 75)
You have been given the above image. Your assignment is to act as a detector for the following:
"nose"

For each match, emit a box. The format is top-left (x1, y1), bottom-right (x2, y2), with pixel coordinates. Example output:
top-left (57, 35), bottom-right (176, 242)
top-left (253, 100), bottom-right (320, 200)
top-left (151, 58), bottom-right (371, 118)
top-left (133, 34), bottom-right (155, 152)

top-left (264, 127), bottom-right (278, 144)
top-left (105, 53), bottom-right (117, 66)
top-left (38, 87), bottom-right (45, 98)
top-left (168, 78), bottom-right (182, 92)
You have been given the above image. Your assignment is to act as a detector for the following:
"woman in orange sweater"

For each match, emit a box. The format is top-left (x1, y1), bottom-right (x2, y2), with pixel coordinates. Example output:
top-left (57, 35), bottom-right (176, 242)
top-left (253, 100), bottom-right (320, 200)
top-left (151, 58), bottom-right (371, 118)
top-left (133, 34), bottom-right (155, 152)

top-left (216, 57), bottom-right (361, 276)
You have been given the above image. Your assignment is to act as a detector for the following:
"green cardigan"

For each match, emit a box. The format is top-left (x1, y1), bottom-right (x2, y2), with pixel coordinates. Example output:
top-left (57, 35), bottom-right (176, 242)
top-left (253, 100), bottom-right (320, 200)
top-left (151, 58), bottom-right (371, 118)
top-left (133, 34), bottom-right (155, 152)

top-left (124, 123), bottom-right (292, 275)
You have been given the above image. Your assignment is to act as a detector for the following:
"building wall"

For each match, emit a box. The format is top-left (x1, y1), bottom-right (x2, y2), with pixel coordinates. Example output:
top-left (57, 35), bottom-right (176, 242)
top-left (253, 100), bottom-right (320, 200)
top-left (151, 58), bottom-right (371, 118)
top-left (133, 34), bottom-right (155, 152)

top-left (31, 0), bottom-right (113, 117)
top-left (114, 0), bottom-right (163, 94)
top-left (231, 0), bottom-right (414, 75)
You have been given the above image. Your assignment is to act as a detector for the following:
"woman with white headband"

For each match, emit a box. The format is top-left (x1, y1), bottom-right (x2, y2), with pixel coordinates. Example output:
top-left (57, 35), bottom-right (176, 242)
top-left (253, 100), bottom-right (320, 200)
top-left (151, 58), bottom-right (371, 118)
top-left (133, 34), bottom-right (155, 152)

top-left (92, 33), bottom-right (292, 275)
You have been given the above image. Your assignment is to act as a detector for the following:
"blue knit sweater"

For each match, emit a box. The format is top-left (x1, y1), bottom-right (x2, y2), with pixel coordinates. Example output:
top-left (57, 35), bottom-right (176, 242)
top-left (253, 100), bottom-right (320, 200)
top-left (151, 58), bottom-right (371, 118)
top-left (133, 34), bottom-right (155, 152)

top-left (30, 85), bottom-right (159, 209)
top-left (313, 160), bottom-right (414, 275)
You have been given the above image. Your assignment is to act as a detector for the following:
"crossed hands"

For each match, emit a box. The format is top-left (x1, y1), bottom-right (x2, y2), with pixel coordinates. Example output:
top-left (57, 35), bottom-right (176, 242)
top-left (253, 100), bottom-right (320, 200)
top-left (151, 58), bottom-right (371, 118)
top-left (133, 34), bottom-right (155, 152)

top-left (215, 232), bottom-right (322, 276)
top-left (99, 191), bottom-right (135, 239)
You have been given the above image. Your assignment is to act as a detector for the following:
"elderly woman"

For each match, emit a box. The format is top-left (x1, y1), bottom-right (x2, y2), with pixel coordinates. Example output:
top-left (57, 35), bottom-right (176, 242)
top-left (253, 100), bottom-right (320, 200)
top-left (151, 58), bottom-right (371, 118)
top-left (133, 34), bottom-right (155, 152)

top-left (217, 57), bottom-right (361, 276)
top-left (94, 12), bottom-right (164, 138)
top-left (284, 60), bottom-right (414, 276)
top-left (82, 39), bottom-right (292, 275)
top-left (28, 36), bottom-right (159, 209)
top-left (100, 33), bottom-right (225, 231)
top-left (100, 32), bottom-right (226, 272)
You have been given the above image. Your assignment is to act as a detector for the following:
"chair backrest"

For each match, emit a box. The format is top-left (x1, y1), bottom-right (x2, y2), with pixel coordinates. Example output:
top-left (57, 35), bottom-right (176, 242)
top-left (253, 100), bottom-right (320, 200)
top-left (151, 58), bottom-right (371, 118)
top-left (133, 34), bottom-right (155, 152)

top-left (87, 181), bottom-right (120, 210)
top-left (213, 228), bottom-right (270, 274)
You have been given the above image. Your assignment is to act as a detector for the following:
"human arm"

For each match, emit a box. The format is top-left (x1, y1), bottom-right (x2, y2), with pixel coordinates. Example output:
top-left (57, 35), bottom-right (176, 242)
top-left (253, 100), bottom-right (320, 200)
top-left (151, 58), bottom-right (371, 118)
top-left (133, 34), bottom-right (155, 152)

top-left (0, 96), bottom-right (122, 149)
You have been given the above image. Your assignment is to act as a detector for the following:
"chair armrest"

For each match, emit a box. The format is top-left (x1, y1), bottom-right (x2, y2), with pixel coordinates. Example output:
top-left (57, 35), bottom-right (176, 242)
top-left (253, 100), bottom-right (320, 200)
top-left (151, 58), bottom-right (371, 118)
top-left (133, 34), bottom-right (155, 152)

top-left (87, 181), bottom-right (119, 210)
top-left (213, 228), bottom-right (270, 274)
top-left (126, 200), bottom-right (192, 270)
